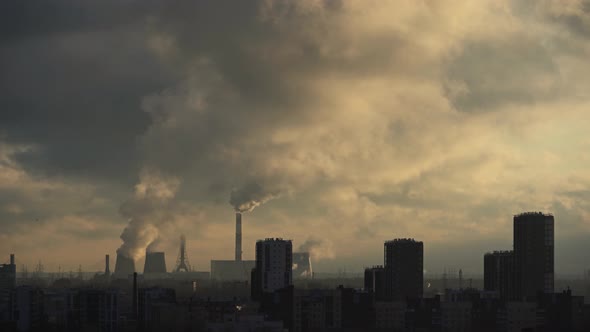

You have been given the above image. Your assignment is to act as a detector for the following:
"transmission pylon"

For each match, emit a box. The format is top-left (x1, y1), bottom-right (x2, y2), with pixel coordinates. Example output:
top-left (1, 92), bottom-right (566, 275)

top-left (175, 235), bottom-right (192, 272)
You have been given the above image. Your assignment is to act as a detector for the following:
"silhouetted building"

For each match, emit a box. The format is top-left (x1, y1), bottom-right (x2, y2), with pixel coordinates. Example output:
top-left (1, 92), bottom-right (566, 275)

top-left (252, 238), bottom-right (292, 300)
top-left (484, 251), bottom-right (515, 299)
top-left (385, 238), bottom-right (423, 301)
top-left (537, 289), bottom-right (586, 332)
top-left (374, 301), bottom-right (406, 330)
top-left (138, 287), bottom-right (176, 331)
top-left (79, 289), bottom-right (121, 332)
top-left (13, 286), bottom-right (44, 332)
top-left (113, 253), bottom-right (135, 279)
top-left (498, 301), bottom-right (537, 332)
top-left (0, 254), bottom-right (16, 322)
top-left (144, 251), bottom-right (167, 276)
top-left (44, 289), bottom-right (79, 331)
top-left (211, 260), bottom-right (255, 281)
top-left (0, 254), bottom-right (16, 290)
top-left (364, 266), bottom-right (386, 301)
top-left (514, 212), bottom-right (554, 298)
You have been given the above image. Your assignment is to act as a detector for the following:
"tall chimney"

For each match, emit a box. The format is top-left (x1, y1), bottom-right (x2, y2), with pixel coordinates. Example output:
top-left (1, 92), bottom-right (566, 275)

top-left (10, 254), bottom-right (14, 265)
top-left (235, 212), bottom-right (242, 261)
top-left (105, 254), bottom-right (110, 276)
top-left (132, 272), bottom-right (138, 320)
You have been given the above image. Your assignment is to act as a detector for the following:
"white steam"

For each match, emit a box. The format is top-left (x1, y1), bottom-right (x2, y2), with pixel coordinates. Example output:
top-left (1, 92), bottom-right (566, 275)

top-left (117, 169), bottom-right (180, 260)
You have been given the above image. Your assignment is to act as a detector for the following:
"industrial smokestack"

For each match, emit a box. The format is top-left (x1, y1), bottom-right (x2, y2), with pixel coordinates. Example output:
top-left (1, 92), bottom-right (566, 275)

top-left (132, 272), bottom-right (138, 319)
top-left (114, 253), bottom-right (135, 278)
top-left (144, 251), bottom-right (167, 274)
top-left (105, 254), bottom-right (110, 276)
top-left (235, 212), bottom-right (242, 261)
top-left (10, 254), bottom-right (14, 265)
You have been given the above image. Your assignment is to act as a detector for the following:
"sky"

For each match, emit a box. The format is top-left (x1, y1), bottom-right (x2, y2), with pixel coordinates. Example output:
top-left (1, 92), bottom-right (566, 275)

top-left (1, 0), bottom-right (590, 276)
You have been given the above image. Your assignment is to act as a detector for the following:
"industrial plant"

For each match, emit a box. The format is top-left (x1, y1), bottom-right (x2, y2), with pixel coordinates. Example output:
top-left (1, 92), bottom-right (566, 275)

top-left (210, 212), bottom-right (256, 281)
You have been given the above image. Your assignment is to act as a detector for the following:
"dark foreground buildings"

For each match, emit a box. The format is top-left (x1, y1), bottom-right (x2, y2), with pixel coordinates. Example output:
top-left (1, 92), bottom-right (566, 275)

top-left (514, 212), bottom-right (554, 298)
top-left (485, 212), bottom-right (554, 300)
top-left (484, 251), bottom-right (514, 299)
top-left (384, 238), bottom-right (424, 301)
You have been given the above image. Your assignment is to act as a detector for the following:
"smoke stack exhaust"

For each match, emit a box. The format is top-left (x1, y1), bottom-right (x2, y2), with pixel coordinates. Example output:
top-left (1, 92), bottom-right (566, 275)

top-left (10, 254), bottom-right (14, 265)
top-left (235, 212), bottom-right (242, 261)
top-left (105, 255), bottom-right (110, 276)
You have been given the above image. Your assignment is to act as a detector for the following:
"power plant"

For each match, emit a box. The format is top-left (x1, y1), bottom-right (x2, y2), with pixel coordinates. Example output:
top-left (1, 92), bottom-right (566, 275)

top-left (144, 251), bottom-right (167, 274)
top-left (114, 253), bottom-right (135, 278)
top-left (211, 212), bottom-right (255, 281)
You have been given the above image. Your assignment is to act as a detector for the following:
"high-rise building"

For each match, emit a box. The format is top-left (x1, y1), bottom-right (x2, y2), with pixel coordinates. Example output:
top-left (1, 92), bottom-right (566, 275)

top-left (0, 254), bottom-right (16, 290)
top-left (384, 239), bottom-right (423, 301)
top-left (513, 212), bottom-right (554, 298)
top-left (252, 238), bottom-right (292, 299)
top-left (484, 251), bottom-right (515, 299)
top-left (0, 254), bottom-right (16, 322)
top-left (364, 266), bottom-right (386, 301)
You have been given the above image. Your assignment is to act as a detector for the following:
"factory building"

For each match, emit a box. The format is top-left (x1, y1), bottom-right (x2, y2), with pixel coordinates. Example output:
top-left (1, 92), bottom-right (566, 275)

top-left (211, 260), bottom-right (255, 281)
top-left (210, 213), bottom-right (255, 281)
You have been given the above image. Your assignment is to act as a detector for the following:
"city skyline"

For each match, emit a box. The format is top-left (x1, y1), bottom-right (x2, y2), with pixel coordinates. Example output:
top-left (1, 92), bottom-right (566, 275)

top-left (0, 211), bottom-right (571, 278)
top-left (2, 0), bottom-right (590, 276)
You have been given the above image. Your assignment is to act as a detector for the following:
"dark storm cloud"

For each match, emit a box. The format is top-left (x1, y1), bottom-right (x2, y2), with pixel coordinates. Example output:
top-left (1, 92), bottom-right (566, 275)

top-left (2, 0), bottom-right (590, 273)
top-left (0, 1), bottom-right (176, 183)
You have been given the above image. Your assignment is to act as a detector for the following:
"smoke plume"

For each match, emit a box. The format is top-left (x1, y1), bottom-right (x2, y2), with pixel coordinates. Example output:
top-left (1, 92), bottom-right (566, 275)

top-left (298, 237), bottom-right (335, 261)
top-left (229, 182), bottom-right (279, 213)
top-left (117, 169), bottom-right (180, 260)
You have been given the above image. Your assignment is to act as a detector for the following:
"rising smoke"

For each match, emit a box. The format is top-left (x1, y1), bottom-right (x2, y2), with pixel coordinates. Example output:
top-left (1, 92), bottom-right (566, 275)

top-left (229, 182), bottom-right (280, 213)
top-left (117, 169), bottom-right (180, 260)
top-left (298, 237), bottom-right (335, 261)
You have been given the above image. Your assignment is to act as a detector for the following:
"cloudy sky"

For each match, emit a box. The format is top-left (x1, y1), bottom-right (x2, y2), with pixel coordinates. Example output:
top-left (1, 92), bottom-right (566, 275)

top-left (1, 0), bottom-right (590, 276)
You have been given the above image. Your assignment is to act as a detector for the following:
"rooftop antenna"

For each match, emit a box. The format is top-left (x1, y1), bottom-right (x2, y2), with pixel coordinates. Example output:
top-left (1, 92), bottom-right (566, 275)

top-left (175, 234), bottom-right (192, 272)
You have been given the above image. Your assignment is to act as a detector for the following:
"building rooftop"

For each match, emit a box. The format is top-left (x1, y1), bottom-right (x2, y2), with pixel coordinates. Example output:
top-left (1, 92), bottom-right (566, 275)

top-left (258, 238), bottom-right (292, 243)
top-left (484, 250), bottom-right (513, 256)
top-left (514, 211), bottom-right (553, 218)
top-left (384, 238), bottom-right (422, 244)
top-left (365, 265), bottom-right (384, 270)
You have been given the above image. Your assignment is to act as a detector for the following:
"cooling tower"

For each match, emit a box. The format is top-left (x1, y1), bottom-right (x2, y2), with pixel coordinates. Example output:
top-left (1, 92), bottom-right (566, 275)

top-left (114, 253), bottom-right (135, 278)
top-left (144, 251), bottom-right (167, 274)
top-left (292, 252), bottom-right (313, 279)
